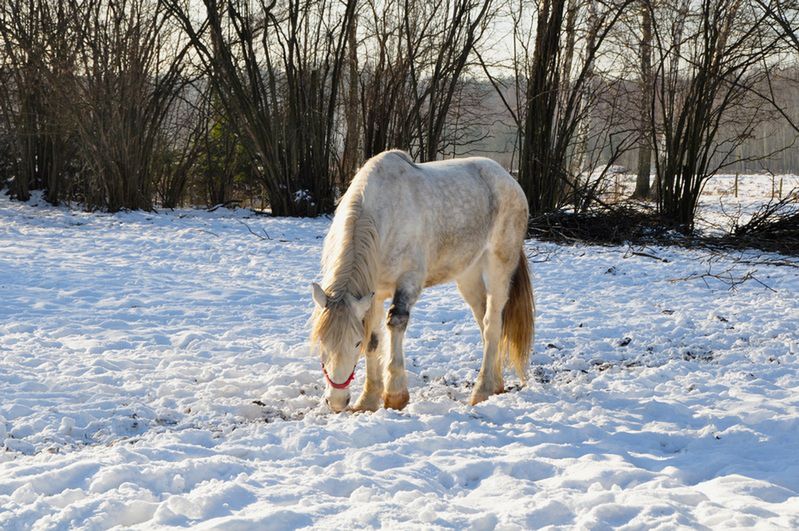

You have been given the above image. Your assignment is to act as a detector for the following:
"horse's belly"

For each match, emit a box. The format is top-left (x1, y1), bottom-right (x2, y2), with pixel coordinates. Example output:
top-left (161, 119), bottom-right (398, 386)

top-left (375, 235), bottom-right (485, 291)
top-left (424, 236), bottom-right (487, 287)
top-left (424, 266), bottom-right (459, 287)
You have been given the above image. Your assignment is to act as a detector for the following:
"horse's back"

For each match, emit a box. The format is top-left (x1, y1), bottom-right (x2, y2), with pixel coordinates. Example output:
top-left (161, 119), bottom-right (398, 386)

top-left (352, 151), bottom-right (527, 288)
top-left (359, 151), bottom-right (524, 218)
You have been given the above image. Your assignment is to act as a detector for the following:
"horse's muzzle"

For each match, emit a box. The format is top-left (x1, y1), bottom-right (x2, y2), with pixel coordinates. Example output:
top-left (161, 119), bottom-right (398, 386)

top-left (325, 392), bottom-right (350, 413)
top-left (321, 363), bottom-right (355, 412)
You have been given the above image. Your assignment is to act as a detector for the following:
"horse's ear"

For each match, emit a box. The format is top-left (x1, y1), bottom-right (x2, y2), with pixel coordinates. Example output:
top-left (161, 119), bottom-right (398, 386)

top-left (348, 292), bottom-right (374, 320)
top-left (312, 282), bottom-right (328, 309)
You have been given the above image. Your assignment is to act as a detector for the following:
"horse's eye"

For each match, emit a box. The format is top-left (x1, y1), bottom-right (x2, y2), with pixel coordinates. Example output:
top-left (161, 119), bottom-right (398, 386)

top-left (355, 341), bottom-right (362, 349)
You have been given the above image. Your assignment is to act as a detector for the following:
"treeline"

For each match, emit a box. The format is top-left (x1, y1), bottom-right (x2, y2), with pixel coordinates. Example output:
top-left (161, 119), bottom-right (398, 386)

top-left (1, 0), bottom-right (798, 229)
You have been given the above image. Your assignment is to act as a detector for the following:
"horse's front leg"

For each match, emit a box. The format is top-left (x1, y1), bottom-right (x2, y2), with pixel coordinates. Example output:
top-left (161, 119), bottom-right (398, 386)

top-left (383, 277), bottom-right (421, 410)
top-left (351, 331), bottom-right (384, 412)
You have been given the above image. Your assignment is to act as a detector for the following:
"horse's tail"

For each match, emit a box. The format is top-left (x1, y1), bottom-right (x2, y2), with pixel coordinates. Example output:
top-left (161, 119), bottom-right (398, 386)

top-left (501, 248), bottom-right (535, 383)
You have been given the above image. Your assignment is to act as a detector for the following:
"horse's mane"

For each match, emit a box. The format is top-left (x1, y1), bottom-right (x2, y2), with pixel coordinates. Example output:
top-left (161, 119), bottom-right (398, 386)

top-left (311, 163), bottom-right (380, 352)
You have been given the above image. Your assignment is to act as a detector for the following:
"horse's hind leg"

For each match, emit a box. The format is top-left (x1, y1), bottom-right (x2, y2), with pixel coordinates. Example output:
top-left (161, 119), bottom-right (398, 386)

top-left (383, 274), bottom-right (421, 410)
top-left (456, 258), bottom-right (487, 335)
top-left (470, 253), bottom-right (516, 405)
top-left (352, 301), bottom-right (386, 412)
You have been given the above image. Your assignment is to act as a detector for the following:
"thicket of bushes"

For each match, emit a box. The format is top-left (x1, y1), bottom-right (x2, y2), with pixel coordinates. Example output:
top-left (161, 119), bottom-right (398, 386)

top-left (1, 0), bottom-right (798, 235)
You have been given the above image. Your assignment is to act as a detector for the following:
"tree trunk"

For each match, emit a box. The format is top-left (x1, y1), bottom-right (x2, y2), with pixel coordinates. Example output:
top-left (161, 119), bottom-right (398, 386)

top-left (569, 0), bottom-right (598, 209)
top-left (519, 0), bottom-right (566, 215)
top-left (341, 13), bottom-right (360, 187)
top-left (633, 0), bottom-right (652, 199)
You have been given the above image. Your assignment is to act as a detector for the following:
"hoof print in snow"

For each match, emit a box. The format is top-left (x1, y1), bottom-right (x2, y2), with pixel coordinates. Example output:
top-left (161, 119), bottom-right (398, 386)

top-left (682, 349), bottom-right (714, 362)
top-left (595, 361), bottom-right (613, 372)
top-left (532, 366), bottom-right (552, 384)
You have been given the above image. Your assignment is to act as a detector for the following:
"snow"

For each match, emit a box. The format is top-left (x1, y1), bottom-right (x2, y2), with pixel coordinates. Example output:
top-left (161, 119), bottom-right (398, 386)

top-left (1, 181), bottom-right (798, 529)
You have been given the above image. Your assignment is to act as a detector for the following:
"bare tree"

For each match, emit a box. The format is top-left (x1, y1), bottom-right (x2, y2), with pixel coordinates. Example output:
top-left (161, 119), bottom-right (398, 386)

top-left (753, 0), bottom-right (799, 53)
top-left (155, 86), bottom-right (207, 209)
top-left (194, 88), bottom-right (251, 208)
top-left (0, 0), bottom-right (197, 211)
top-left (161, 0), bottom-right (357, 217)
top-left (64, 0), bottom-right (192, 211)
top-left (407, 0), bottom-right (492, 161)
top-left (749, 1), bottom-right (799, 138)
top-left (0, 0), bottom-right (78, 203)
top-left (357, 0), bottom-right (492, 162)
top-left (357, 0), bottom-right (416, 158)
top-left (485, 0), bottom-right (634, 215)
top-left (650, 0), bottom-right (781, 229)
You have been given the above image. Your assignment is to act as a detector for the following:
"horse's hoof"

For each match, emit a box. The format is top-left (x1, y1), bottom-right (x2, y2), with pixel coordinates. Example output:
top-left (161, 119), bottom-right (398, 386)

top-left (469, 391), bottom-right (490, 405)
top-left (351, 395), bottom-right (381, 412)
top-left (383, 390), bottom-right (410, 410)
top-left (470, 379), bottom-right (502, 405)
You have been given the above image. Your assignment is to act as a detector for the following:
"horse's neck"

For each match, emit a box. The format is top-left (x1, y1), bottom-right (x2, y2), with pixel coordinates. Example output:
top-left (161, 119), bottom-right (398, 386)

top-left (324, 201), bottom-right (378, 299)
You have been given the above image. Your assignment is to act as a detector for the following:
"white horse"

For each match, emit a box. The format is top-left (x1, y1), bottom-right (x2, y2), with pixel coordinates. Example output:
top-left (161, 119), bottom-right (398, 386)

top-left (310, 150), bottom-right (534, 412)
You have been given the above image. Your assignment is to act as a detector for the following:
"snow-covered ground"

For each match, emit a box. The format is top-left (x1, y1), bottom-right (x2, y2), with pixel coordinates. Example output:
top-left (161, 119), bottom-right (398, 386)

top-left (1, 181), bottom-right (798, 529)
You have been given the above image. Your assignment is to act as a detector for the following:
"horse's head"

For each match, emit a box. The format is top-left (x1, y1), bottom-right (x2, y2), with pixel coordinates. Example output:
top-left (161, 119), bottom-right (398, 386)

top-left (311, 282), bottom-right (373, 412)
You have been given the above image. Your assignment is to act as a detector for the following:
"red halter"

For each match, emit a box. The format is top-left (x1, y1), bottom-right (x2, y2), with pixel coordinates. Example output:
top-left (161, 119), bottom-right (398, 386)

top-left (322, 363), bottom-right (356, 390)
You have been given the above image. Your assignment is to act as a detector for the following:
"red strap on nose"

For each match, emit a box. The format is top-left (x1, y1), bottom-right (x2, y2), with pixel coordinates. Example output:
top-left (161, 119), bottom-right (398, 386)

top-left (322, 363), bottom-right (355, 390)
